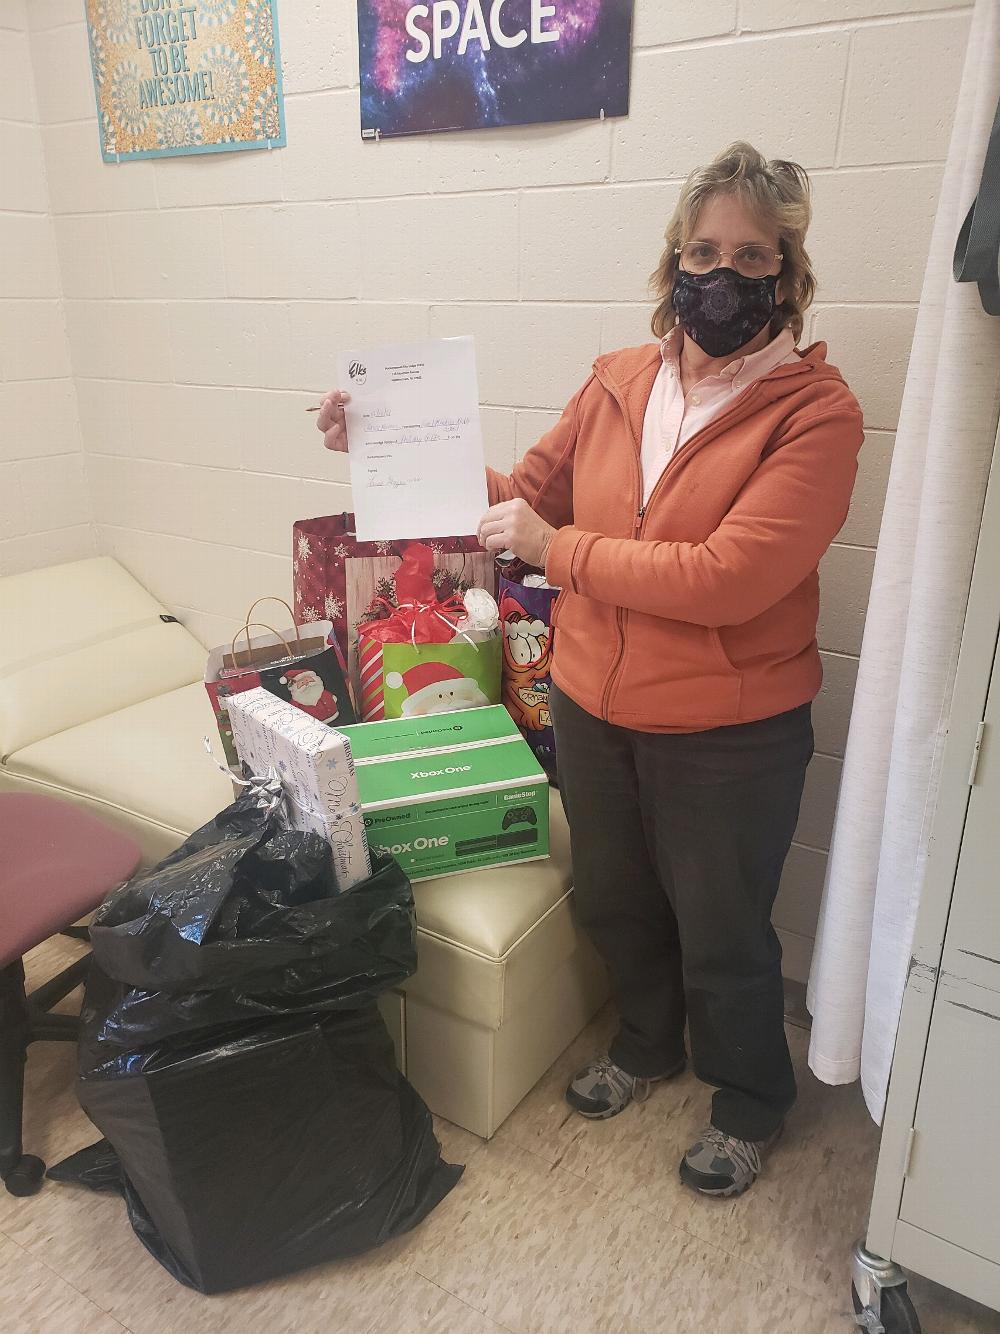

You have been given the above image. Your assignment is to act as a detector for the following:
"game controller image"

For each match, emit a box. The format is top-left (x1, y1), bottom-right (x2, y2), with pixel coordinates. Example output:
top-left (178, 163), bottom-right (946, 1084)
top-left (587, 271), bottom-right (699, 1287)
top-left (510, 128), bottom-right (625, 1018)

top-left (501, 807), bottom-right (537, 831)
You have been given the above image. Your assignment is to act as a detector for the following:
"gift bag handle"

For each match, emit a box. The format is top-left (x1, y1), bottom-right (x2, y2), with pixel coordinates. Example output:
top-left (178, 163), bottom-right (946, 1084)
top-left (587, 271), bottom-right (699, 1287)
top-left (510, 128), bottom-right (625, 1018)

top-left (242, 597), bottom-right (305, 653)
top-left (230, 622), bottom-right (296, 669)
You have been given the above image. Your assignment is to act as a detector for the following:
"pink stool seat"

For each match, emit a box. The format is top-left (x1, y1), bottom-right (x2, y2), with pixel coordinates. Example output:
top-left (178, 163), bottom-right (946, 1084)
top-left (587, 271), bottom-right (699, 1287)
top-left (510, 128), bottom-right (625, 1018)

top-left (0, 795), bottom-right (142, 968)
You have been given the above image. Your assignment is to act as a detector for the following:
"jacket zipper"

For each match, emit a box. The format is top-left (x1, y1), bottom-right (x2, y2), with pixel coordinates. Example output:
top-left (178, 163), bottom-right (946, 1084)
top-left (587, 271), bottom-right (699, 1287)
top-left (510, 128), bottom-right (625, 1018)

top-left (598, 496), bottom-right (648, 717)
top-left (597, 380), bottom-right (644, 719)
top-left (594, 375), bottom-right (762, 719)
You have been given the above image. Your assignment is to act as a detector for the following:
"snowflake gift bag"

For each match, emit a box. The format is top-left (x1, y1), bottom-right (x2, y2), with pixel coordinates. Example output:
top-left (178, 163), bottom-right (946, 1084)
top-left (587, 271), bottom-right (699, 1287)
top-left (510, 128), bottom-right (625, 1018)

top-left (291, 512), bottom-right (494, 707)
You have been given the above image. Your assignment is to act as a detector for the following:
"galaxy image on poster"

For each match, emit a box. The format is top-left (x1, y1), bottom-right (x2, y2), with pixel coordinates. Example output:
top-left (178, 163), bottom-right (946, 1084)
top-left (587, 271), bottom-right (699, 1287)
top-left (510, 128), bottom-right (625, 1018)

top-left (358, 1), bottom-right (634, 138)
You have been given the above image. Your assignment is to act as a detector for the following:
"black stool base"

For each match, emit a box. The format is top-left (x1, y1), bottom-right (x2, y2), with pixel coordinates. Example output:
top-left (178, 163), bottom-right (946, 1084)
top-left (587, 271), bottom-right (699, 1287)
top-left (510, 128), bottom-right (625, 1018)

top-left (3, 1153), bottom-right (45, 1197)
top-left (1, 953), bottom-right (91, 1196)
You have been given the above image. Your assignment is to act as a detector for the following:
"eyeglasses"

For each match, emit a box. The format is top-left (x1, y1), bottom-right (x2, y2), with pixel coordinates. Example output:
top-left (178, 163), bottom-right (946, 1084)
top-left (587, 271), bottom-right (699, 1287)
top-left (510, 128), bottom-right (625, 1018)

top-left (675, 242), bottom-right (783, 279)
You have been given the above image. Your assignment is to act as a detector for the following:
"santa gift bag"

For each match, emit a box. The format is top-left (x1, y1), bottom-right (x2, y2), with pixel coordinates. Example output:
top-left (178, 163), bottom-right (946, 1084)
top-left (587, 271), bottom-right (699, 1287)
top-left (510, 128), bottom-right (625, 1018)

top-left (376, 643), bottom-right (502, 719)
top-left (205, 598), bottom-right (356, 768)
top-left (358, 543), bottom-right (501, 721)
top-left (292, 512), bottom-right (494, 702)
top-left (498, 561), bottom-right (559, 784)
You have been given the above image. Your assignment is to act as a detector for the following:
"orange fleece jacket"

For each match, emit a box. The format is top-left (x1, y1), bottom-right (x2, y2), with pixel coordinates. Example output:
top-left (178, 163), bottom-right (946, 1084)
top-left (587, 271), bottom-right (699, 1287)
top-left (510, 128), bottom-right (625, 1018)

top-left (487, 340), bottom-right (864, 732)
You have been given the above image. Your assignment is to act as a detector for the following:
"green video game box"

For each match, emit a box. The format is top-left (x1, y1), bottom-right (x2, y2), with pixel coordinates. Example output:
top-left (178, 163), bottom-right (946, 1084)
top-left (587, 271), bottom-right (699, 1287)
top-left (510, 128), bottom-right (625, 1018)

top-left (336, 706), bottom-right (549, 881)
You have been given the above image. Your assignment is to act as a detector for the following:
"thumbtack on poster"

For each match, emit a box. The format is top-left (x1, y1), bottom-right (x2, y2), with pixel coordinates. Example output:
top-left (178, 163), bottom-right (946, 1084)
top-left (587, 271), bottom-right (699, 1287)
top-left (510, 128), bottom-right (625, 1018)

top-left (336, 336), bottom-right (489, 543)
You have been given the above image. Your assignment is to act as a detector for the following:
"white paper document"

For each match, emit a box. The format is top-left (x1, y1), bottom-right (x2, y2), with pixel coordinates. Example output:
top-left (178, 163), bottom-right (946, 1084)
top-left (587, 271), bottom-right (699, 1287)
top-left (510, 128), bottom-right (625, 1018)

top-left (337, 335), bottom-right (488, 542)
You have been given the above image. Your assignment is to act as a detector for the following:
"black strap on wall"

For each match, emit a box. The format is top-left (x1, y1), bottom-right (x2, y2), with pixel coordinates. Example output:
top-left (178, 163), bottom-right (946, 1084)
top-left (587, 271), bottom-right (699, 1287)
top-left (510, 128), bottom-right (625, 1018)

top-left (954, 92), bottom-right (1000, 316)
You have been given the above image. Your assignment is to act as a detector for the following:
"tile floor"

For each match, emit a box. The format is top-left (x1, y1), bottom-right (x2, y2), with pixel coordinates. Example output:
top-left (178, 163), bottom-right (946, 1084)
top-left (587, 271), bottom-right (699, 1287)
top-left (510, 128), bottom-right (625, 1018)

top-left (2, 938), bottom-right (998, 1334)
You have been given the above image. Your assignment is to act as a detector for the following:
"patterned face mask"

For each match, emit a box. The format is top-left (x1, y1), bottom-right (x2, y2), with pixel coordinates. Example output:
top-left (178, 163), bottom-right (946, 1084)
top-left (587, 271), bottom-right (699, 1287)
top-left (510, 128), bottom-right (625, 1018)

top-left (671, 268), bottom-right (779, 359)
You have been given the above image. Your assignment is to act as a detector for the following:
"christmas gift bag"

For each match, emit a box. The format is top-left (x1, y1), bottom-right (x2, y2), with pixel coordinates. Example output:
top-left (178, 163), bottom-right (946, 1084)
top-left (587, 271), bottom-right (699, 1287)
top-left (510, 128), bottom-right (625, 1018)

top-left (292, 512), bottom-right (494, 701)
top-left (379, 643), bottom-right (501, 719)
top-left (498, 561), bottom-right (559, 784)
top-left (205, 598), bottom-right (356, 768)
top-left (358, 543), bottom-right (501, 721)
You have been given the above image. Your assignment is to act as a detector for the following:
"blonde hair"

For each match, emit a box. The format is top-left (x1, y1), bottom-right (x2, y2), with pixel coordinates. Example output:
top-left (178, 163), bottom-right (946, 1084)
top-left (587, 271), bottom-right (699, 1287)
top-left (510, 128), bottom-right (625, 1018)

top-left (650, 141), bottom-right (816, 342)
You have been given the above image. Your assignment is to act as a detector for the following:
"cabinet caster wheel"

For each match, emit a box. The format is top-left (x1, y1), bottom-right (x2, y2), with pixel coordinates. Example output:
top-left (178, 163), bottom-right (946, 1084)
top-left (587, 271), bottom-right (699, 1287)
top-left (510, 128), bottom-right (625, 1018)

top-left (852, 1281), bottom-right (922, 1334)
top-left (3, 1154), bottom-right (46, 1197)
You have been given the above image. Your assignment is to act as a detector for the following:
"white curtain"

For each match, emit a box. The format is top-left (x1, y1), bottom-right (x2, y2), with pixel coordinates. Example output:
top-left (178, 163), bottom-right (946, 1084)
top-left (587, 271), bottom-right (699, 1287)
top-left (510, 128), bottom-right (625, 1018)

top-left (807, 0), bottom-right (1000, 1123)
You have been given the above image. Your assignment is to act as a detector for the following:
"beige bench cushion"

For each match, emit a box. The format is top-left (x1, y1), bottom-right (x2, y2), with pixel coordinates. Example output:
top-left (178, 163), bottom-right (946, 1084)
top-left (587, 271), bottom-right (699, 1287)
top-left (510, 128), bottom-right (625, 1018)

top-left (1, 557), bottom-right (207, 756)
top-left (4, 677), bottom-right (579, 1031)
top-left (3, 683), bottom-right (235, 860)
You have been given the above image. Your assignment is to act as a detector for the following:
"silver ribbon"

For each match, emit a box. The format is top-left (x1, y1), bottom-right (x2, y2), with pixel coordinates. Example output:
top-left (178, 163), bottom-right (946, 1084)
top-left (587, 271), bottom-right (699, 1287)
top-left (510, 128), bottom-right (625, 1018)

top-left (203, 736), bottom-right (284, 818)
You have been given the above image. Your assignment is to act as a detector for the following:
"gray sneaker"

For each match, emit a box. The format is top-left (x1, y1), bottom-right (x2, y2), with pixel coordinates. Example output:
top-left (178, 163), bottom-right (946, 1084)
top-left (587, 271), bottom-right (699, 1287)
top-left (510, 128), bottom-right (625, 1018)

top-left (565, 1053), bottom-right (685, 1120)
top-left (679, 1124), bottom-right (783, 1197)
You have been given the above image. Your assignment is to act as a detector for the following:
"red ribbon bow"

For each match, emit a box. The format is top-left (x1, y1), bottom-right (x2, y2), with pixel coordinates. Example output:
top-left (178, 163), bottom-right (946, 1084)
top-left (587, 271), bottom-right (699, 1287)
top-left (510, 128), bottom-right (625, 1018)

top-left (360, 542), bottom-right (466, 646)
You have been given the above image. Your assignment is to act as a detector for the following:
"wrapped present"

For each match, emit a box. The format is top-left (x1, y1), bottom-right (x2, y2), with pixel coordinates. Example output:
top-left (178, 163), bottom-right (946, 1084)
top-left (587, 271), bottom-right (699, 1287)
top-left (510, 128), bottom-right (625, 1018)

top-left (357, 543), bottom-right (501, 721)
top-left (226, 687), bottom-right (370, 892)
top-left (291, 512), bottom-right (494, 700)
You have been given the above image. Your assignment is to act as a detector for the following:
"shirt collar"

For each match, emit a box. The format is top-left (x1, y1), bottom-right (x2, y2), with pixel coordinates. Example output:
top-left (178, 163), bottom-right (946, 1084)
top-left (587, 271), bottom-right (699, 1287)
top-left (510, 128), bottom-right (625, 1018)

top-left (660, 325), bottom-right (796, 381)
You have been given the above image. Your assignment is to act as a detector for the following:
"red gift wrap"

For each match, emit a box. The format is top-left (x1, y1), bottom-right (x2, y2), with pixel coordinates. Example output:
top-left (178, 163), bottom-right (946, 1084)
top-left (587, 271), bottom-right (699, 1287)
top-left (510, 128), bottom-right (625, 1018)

top-left (357, 543), bottom-right (471, 721)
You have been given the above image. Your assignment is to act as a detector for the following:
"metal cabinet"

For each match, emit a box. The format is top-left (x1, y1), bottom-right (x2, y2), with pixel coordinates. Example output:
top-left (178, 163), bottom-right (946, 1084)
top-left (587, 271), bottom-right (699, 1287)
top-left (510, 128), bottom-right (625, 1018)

top-left (899, 717), bottom-right (1000, 1270)
top-left (853, 430), bottom-right (1000, 1331)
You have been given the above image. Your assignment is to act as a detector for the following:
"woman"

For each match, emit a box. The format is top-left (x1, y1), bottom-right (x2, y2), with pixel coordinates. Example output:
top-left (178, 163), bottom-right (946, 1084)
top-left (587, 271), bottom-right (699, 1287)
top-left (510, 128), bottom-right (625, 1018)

top-left (318, 142), bottom-right (864, 1199)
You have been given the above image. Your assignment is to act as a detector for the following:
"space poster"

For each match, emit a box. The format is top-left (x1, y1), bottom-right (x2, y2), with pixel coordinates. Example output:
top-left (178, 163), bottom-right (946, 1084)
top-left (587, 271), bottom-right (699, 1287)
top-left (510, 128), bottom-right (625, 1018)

top-left (357, 1), bottom-right (634, 138)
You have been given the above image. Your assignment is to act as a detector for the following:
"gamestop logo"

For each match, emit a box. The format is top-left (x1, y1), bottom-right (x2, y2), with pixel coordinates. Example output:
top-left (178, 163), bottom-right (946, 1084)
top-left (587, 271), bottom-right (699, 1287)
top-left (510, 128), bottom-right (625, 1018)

top-left (348, 360), bottom-right (367, 384)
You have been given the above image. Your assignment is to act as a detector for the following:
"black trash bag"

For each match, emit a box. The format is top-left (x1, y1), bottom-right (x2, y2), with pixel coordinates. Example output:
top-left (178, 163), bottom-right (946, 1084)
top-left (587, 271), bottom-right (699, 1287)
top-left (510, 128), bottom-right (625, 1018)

top-left (57, 794), bottom-right (462, 1294)
top-left (46, 1138), bottom-right (121, 1192)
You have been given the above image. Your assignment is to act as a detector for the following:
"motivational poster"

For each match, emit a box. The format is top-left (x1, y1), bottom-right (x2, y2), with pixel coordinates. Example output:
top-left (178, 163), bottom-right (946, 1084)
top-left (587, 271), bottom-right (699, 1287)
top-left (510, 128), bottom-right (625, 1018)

top-left (86, 0), bottom-right (286, 161)
top-left (357, 0), bottom-right (634, 138)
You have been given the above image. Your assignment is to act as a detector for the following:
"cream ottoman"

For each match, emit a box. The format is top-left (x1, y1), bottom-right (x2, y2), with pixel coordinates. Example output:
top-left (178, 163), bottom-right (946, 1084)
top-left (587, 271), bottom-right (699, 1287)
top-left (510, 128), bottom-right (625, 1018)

top-left (391, 801), bottom-right (608, 1137)
top-left (1, 557), bottom-right (608, 1138)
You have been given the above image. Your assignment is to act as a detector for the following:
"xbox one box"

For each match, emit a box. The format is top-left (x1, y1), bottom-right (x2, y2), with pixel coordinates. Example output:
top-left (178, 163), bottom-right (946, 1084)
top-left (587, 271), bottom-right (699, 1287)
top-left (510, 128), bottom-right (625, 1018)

top-left (337, 706), bottom-right (549, 881)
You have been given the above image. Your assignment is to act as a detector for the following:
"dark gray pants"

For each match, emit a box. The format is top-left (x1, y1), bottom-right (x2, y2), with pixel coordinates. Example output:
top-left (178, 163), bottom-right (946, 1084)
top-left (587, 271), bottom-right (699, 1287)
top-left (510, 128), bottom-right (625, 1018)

top-left (551, 683), bottom-right (813, 1142)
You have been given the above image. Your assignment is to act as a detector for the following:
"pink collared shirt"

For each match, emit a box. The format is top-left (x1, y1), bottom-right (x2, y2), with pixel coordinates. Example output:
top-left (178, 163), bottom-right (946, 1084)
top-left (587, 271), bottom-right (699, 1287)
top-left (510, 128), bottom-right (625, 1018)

top-left (640, 326), bottom-right (800, 505)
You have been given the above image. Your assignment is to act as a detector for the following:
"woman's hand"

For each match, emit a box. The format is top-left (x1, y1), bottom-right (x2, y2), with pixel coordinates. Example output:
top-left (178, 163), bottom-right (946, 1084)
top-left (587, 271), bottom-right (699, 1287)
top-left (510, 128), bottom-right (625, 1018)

top-left (478, 499), bottom-right (557, 569)
top-left (316, 390), bottom-right (350, 452)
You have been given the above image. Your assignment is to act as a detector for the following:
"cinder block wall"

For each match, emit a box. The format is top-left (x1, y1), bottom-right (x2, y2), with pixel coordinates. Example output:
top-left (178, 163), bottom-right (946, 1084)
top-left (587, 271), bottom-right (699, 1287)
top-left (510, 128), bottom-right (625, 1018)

top-left (11, 0), bottom-right (973, 979)
top-left (0, 0), bottom-right (94, 572)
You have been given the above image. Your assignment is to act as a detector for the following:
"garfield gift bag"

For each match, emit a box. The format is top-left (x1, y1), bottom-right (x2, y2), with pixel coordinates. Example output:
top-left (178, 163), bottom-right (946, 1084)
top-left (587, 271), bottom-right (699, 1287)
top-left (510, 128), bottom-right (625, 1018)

top-left (498, 562), bottom-right (559, 784)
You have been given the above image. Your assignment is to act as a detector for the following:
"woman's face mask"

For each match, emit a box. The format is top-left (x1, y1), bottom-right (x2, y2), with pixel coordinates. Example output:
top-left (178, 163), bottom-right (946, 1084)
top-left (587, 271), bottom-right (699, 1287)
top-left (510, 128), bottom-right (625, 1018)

top-left (671, 267), bottom-right (779, 359)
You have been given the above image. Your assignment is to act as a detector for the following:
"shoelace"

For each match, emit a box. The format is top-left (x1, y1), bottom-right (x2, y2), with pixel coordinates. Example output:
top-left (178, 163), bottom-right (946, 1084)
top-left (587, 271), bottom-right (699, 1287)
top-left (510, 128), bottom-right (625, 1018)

top-left (589, 1056), bottom-right (643, 1099)
top-left (700, 1126), bottom-right (763, 1178)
